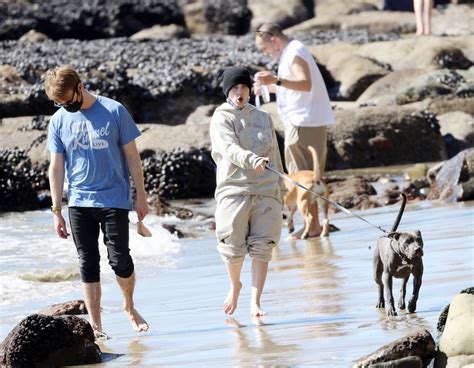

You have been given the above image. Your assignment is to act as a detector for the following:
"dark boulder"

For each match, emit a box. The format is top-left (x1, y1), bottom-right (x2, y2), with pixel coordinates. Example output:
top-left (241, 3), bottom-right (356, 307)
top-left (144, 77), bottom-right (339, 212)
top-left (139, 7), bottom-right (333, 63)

top-left (203, 0), bottom-right (252, 35)
top-left (0, 148), bottom-right (41, 212)
top-left (327, 107), bottom-right (447, 170)
top-left (0, 314), bottom-right (101, 367)
top-left (352, 329), bottom-right (436, 367)
top-left (326, 176), bottom-right (379, 212)
top-left (142, 147), bottom-right (216, 199)
top-left (435, 48), bottom-right (473, 70)
top-left (38, 300), bottom-right (88, 316)
top-left (0, 0), bottom-right (185, 41)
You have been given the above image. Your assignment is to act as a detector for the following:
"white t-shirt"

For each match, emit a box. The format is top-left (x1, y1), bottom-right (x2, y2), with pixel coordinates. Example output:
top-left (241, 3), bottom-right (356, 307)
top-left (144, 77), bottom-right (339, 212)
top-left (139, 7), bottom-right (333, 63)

top-left (276, 40), bottom-right (335, 127)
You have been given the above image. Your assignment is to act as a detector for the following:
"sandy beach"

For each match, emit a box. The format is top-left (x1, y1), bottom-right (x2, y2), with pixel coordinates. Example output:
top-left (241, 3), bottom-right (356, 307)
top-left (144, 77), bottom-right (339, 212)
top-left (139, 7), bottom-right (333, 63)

top-left (2, 199), bottom-right (471, 366)
top-left (0, 2), bottom-right (473, 364)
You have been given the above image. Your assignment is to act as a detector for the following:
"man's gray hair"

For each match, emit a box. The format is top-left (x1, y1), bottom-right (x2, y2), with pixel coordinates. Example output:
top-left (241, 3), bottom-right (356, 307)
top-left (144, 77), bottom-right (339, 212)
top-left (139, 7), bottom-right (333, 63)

top-left (255, 22), bottom-right (284, 40)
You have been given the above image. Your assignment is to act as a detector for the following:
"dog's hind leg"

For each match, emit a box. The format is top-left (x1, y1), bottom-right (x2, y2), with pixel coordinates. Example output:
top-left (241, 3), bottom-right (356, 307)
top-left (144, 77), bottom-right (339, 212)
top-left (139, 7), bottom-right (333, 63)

top-left (287, 205), bottom-right (297, 234)
top-left (398, 276), bottom-right (409, 310)
top-left (298, 199), bottom-right (313, 239)
top-left (318, 198), bottom-right (330, 237)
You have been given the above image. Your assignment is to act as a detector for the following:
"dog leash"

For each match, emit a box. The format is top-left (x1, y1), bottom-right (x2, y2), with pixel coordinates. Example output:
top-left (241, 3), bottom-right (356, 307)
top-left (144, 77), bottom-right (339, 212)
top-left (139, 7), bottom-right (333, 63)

top-left (265, 165), bottom-right (387, 233)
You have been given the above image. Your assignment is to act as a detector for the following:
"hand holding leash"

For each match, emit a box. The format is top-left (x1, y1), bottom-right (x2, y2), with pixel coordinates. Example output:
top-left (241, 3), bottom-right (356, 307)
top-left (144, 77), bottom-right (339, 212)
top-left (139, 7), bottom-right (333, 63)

top-left (254, 157), bottom-right (270, 173)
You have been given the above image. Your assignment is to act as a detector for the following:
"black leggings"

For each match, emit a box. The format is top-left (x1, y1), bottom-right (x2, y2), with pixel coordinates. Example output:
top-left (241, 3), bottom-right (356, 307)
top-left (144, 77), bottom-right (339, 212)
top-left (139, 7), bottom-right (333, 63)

top-left (69, 207), bottom-right (134, 283)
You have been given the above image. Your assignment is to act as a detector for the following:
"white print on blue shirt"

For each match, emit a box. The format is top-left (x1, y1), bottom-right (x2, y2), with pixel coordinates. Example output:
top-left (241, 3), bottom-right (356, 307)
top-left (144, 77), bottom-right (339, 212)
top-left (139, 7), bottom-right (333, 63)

top-left (70, 120), bottom-right (110, 150)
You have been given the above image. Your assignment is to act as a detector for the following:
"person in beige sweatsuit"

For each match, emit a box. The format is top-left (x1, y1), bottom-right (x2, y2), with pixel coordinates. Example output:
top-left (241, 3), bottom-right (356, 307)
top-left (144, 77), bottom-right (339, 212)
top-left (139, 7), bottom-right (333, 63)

top-left (210, 66), bottom-right (285, 317)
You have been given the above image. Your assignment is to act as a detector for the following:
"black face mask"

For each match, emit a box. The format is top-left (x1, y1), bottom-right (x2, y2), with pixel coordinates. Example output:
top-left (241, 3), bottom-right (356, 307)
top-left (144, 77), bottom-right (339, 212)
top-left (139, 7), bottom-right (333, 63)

top-left (63, 95), bottom-right (83, 113)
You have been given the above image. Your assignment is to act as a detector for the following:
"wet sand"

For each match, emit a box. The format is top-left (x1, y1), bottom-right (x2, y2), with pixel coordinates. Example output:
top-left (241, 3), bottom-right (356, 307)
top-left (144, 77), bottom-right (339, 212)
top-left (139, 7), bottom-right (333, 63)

top-left (63, 200), bottom-right (474, 367)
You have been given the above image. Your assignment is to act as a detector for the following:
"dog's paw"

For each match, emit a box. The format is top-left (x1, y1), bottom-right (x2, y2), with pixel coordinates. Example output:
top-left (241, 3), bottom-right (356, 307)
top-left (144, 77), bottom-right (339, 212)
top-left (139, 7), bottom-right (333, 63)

top-left (376, 301), bottom-right (385, 309)
top-left (386, 307), bottom-right (397, 317)
top-left (407, 298), bottom-right (417, 313)
top-left (398, 300), bottom-right (406, 310)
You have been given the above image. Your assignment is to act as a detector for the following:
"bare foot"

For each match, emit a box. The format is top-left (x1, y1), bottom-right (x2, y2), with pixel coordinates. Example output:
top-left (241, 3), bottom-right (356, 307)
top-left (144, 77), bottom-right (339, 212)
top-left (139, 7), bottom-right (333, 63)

top-left (305, 231), bottom-right (322, 239)
top-left (289, 228), bottom-right (304, 240)
top-left (251, 315), bottom-right (266, 325)
top-left (289, 227), bottom-right (321, 240)
top-left (224, 282), bottom-right (242, 315)
top-left (225, 317), bottom-right (245, 328)
top-left (251, 304), bottom-right (267, 317)
top-left (124, 307), bottom-right (149, 332)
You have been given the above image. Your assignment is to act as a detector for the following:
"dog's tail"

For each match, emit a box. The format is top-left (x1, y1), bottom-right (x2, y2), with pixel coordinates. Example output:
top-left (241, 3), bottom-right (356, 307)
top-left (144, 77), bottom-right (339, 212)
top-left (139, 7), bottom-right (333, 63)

top-left (308, 146), bottom-right (322, 182)
top-left (390, 193), bottom-right (407, 232)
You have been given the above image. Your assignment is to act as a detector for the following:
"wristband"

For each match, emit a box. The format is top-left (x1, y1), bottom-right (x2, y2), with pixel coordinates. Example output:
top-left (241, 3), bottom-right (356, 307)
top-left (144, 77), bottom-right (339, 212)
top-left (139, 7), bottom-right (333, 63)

top-left (51, 205), bottom-right (62, 214)
top-left (276, 77), bottom-right (282, 86)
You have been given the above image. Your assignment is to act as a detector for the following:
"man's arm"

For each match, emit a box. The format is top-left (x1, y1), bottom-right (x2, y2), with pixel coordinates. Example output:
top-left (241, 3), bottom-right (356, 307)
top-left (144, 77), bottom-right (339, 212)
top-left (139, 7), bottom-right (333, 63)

top-left (255, 55), bottom-right (312, 92)
top-left (48, 152), bottom-right (69, 238)
top-left (123, 139), bottom-right (149, 221)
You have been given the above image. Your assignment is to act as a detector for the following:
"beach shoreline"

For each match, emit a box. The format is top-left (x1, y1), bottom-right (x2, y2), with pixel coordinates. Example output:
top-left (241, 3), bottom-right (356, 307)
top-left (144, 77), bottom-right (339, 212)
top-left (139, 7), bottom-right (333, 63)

top-left (1, 200), bottom-right (472, 366)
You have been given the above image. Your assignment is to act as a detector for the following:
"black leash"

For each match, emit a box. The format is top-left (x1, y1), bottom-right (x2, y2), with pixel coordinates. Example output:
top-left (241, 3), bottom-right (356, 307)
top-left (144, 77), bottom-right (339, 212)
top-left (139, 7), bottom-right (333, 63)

top-left (265, 165), bottom-right (387, 233)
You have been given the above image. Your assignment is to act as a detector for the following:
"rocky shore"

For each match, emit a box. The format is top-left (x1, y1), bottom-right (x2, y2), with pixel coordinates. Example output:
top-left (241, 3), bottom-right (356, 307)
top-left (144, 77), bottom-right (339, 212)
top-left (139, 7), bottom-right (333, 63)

top-left (0, 0), bottom-right (473, 212)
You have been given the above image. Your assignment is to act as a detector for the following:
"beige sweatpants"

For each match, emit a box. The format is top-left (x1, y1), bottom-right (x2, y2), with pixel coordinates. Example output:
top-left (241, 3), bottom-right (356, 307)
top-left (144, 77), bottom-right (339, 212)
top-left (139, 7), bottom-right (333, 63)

top-left (284, 124), bottom-right (327, 175)
top-left (215, 195), bottom-right (282, 263)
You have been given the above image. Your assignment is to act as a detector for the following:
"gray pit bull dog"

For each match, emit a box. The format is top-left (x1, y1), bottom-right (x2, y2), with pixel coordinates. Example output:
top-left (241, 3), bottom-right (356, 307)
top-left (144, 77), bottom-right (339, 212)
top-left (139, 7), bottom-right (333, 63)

top-left (373, 194), bottom-right (424, 316)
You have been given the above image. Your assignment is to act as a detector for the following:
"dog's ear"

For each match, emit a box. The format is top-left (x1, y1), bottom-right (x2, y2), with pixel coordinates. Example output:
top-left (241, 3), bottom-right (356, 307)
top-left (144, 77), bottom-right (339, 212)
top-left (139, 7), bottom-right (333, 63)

top-left (414, 230), bottom-right (422, 238)
top-left (388, 231), bottom-right (401, 240)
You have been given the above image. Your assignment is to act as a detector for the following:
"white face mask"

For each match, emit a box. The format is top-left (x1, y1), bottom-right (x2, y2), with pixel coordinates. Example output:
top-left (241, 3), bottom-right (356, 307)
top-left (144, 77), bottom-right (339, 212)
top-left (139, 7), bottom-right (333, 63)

top-left (226, 97), bottom-right (247, 109)
top-left (226, 84), bottom-right (250, 109)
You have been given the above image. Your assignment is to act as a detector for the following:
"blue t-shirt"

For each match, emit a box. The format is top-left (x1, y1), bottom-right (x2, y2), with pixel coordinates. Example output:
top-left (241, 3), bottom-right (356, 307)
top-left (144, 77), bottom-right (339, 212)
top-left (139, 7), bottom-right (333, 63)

top-left (48, 95), bottom-right (141, 210)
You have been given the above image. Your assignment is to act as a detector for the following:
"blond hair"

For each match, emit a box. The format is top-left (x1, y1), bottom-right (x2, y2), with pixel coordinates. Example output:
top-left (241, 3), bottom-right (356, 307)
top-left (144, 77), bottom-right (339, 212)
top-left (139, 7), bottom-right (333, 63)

top-left (43, 66), bottom-right (81, 101)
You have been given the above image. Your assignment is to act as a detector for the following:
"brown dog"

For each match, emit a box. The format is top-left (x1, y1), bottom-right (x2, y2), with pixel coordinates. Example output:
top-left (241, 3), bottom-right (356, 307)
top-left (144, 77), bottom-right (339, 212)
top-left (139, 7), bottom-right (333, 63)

top-left (283, 146), bottom-right (330, 239)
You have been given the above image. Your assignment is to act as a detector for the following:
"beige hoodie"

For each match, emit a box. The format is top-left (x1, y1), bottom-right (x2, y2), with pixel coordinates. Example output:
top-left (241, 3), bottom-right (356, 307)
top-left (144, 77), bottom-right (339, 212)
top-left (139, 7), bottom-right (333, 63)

top-left (210, 102), bottom-right (286, 202)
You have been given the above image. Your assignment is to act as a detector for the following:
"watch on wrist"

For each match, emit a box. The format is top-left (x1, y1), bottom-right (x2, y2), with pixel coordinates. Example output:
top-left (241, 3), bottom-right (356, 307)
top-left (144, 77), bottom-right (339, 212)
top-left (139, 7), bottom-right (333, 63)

top-left (276, 77), bottom-right (282, 86)
top-left (51, 205), bottom-right (62, 214)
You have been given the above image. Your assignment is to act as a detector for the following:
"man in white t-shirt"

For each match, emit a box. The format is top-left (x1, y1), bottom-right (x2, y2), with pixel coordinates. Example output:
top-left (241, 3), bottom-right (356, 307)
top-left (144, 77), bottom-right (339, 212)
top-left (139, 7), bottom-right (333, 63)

top-left (254, 22), bottom-right (335, 239)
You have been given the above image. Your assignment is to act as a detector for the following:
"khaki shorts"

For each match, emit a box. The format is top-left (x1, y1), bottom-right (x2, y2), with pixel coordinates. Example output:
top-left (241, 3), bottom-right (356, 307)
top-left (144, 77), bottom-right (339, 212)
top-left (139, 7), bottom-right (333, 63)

top-left (215, 195), bottom-right (282, 263)
top-left (284, 124), bottom-right (327, 175)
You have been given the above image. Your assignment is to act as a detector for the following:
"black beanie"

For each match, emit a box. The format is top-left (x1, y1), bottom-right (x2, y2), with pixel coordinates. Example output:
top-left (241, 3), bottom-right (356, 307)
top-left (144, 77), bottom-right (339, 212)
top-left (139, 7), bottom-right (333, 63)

top-left (221, 67), bottom-right (253, 97)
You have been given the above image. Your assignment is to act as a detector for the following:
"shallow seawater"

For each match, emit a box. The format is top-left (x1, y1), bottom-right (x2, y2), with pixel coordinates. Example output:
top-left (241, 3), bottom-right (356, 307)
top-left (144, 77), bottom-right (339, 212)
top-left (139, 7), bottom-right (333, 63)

top-left (0, 199), bottom-right (472, 367)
